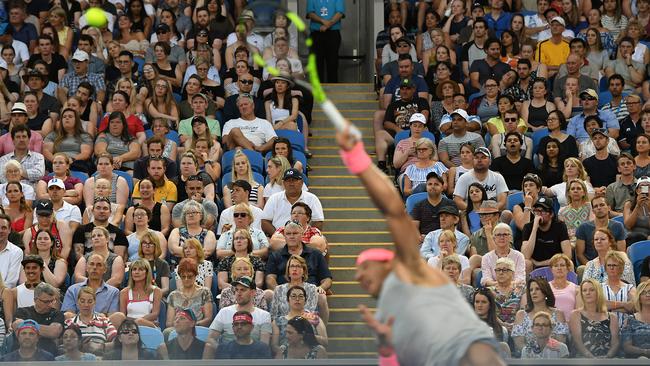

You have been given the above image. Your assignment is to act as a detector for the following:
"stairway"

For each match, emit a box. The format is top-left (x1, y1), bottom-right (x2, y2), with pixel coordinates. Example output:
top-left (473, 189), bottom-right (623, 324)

top-left (309, 83), bottom-right (390, 359)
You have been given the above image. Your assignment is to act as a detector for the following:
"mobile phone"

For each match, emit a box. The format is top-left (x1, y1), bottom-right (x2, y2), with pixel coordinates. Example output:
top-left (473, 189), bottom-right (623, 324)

top-left (642, 186), bottom-right (649, 194)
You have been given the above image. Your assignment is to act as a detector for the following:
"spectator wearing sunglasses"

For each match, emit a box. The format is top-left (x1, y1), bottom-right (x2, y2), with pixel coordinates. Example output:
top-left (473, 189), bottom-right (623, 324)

top-left (578, 115), bottom-right (621, 160)
top-left (567, 89), bottom-right (620, 144)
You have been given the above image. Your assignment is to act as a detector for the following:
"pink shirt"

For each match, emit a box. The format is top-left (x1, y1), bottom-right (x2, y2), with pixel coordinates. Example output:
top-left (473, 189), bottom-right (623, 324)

top-left (0, 132), bottom-right (43, 155)
top-left (551, 281), bottom-right (578, 321)
top-left (480, 249), bottom-right (526, 286)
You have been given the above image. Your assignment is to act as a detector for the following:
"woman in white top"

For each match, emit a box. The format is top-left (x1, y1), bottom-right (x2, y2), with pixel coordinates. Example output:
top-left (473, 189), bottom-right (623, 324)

top-left (427, 230), bottom-right (470, 273)
top-left (381, 25), bottom-right (417, 66)
top-left (543, 158), bottom-right (594, 207)
top-left (119, 259), bottom-right (162, 328)
top-left (402, 138), bottom-right (448, 197)
top-left (264, 156), bottom-right (291, 199)
top-left (624, 19), bottom-right (650, 64)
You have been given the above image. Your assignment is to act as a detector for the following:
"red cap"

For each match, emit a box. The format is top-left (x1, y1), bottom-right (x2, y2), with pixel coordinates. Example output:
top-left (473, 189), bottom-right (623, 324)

top-left (232, 313), bottom-right (253, 324)
top-left (356, 248), bottom-right (395, 266)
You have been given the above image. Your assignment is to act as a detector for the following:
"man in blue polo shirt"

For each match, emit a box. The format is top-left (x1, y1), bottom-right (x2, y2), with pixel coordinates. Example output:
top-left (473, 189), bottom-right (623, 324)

top-left (306, 0), bottom-right (345, 83)
top-left (567, 89), bottom-right (620, 143)
top-left (485, 0), bottom-right (512, 37)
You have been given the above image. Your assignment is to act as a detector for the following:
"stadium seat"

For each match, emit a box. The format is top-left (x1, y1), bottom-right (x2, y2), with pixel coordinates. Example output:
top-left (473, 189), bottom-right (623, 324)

top-left (144, 129), bottom-right (181, 145)
top-left (221, 171), bottom-right (265, 190)
top-left (69, 170), bottom-right (89, 182)
top-left (158, 300), bottom-right (167, 329)
top-left (530, 266), bottom-right (578, 284)
top-left (138, 326), bottom-right (164, 350)
top-left (405, 192), bottom-right (427, 215)
top-left (612, 215), bottom-right (624, 225)
top-left (248, 0), bottom-right (280, 30)
top-left (276, 130), bottom-right (305, 153)
top-left (113, 170), bottom-right (134, 197)
top-left (531, 128), bottom-right (550, 155)
top-left (628, 240), bottom-right (650, 284)
top-left (394, 130), bottom-right (437, 145)
top-left (221, 149), bottom-right (265, 175)
top-left (474, 271), bottom-right (483, 288)
top-left (168, 326), bottom-right (210, 342)
top-left (507, 191), bottom-right (524, 212)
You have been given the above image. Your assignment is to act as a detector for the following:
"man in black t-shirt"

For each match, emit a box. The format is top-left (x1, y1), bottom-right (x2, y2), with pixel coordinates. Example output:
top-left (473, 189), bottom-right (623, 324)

top-left (215, 311), bottom-right (271, 359)
top-left (521, 197), bottom-right (571, 272)
top-left (167, 308), bottom-right (212, 359)
top-left (490, 130), bottom-right (536, 190)
top-left (12, 283), bottom-right (64, 356)
top-left (71, 197), bottom-right (128, 259)
top-left (411, 171), bottom-right (454, 238)
top-left (26, 35), bottom-right (67, 83)
top-left (583, 128), bottom-right (618, 191)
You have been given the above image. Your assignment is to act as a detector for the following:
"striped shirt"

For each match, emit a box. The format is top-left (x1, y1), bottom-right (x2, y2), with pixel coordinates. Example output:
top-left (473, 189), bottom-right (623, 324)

top-left (65, 313), bottom-right (117, 343)
top-left (601, 101), bottom-right (629, 122)
top-left (602, 282), bottom-right (634, 326)
top-left (438, 132), bottom-right (486, 166)
top-left (405, 161), bottom-right (448, 188)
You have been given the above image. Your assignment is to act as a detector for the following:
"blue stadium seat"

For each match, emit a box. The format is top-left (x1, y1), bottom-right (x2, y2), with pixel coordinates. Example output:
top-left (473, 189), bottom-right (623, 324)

top-left (138, 326), bottom-right (164, 350)
top-left (248, 0), bottom-right (280, 29)
top-left (158, 301), bottom-right (167, 329)
top-left (531, 128), bottom-right (550, 155)
top-left (612, 215), bottom-right (625, 225)
top-left (113, 170), bottom-right (134, 197)
top-left (474, 271), bottom-right (483, 288)
top-left (628, 240), bottom-right (650, 284)
top-left (468, 92), bottom-right (482, 104)
top-left (144, 129), bottom-right (181, 145)
top-left (167, 326), bottom-right (210, 342)
top-left (394, 130), bottom-right (437, 145)
top-left (221, 149), bottom-right (265, 175)
top-left (221, 172), bottom-right (265, 193)
top-left (405, 192), bottom-right (427, 215)
top-left (507, 191), bottom-right (524, 212)
top-left (70, 170), bottom-right (89, 182)
top-left (530, 266), bottom-right (578, 284)
top-left (276, 130), bottom-right (305, 153)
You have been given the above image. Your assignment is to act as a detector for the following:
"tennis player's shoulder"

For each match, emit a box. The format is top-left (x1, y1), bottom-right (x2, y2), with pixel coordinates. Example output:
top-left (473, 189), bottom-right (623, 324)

top-left (393, 261), bottom-right (451, 287)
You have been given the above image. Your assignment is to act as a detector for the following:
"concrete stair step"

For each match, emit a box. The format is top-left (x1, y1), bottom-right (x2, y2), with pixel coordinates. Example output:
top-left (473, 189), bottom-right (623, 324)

top-left (323, 220), bottom-right (387, 232)
top-left (327, 293), bottom-right (375, 308)
top-left (322, 83), bottom-right (374, 93)
top-left (331, 280), bottom-right (364, 294)
top-left (318, 197), bottom-right (377, 209)
top-left (320, 91), bottom-right (377, 100)
top-left (320, 209), bottom-right (384, 220)
top-left (312, 110), bottom-right (376, 120)
top-left (329, 256), bottom-right (364, 268)
top-left (305, 156), bottom-right (377, 166)
top-left (327, 338), bottom-right (377, 353)
top-left (329, 307), bottom-right (375, 322)
top-left (326, 323), bottom-right (374, 339)
top-left (309, 177), bottom-right (368, 188)
top-left (315, 101), bottom-right (378, 110)
top-left (329, 242), bottom-right (393, 255)
top-left (324, 231), bottom-right (392, 242)
top-left (330, 267), bottom-right (365, 281)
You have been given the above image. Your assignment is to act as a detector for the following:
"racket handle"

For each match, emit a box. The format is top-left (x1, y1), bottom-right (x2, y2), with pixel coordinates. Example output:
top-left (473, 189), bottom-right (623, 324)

top-left (321, 100), bottom-right (362, 139)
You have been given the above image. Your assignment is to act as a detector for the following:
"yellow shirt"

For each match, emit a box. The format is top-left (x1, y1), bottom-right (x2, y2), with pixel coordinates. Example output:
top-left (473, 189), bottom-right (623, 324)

top-left (536, 39), bottom-right (570, 67)
top-left (486, 116), bottom-right (528, 134)
top-left (132, 179), bottom-right (178, 204)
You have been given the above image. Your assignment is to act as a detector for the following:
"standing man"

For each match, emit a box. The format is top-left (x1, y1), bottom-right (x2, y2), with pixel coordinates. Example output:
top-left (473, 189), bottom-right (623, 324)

top-left (306, 0), bottom-right (345, 83)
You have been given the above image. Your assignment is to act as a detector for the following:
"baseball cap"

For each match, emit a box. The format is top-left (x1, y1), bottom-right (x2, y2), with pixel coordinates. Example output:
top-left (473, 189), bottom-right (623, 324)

top-left (550, 16), bottom-right (566, 27)
top-left (471, 2), bottom-right (483, 11)
top-left (522, 173), bottom-right (542, 189)
top-left (399, 78), bottom-right (415, 88)
top-left (22, 255), bottom-right (44, 268)
top-left (47, 178), bottom-right (65, 190)
top-left (590, 128), bottom-right (608, 138)
top-left (72, 50), bottom-right (89, 62)
top-left (34, 199), bottom-right (54, 215)
top-left (191, 115), bottom-right (207, 125)
top-left (356, 248), bottom-right (395, 266)
top-left (439, 205), bottom-right (460, 217)
top-left (474, 146), bottom-right (492, 160)
top-left (232, 312), bottom-right (254, 324)
top-left (636, 176), bottom-right (650, 188)
top-left (579, 89), bottom-right (599, 101)
top-left (192, 93), bottom-right (209, 102)
top-left (283, 168), bottom-right (303, 180)
top-left (232, 276), bottom-right (256, 289)
top-left (533, 196), bottom-right (553, 211)
top-left (477, 200), bottom-right (500, 214)
top-left (409, 113), bottom-right (427, 125)
top-left (450, 109), bottom-right (470, 121)
top-left (239, 9), bottom-right (255, 20)
top-left (11, 102), bottom-right (27, 114)
top-left (176, 308), bottom-right (197, 322)
top-left (156, 23), bottom-right (170, 33)
top-left (16, 319), bottom-right (40, 335)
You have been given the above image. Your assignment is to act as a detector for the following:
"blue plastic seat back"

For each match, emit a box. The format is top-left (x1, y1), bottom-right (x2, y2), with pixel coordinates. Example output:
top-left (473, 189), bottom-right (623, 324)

top-left (221, 149), bottom-right (265, 175)
top-left (628, 240), bottom-right (650, 284)
top-left (138, 326), bottom-right (164, 350)
top-left (405, 192), bottom-right (427, 215)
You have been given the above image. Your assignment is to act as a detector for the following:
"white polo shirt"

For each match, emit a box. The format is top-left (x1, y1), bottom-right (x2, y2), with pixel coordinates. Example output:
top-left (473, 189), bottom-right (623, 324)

top-left (262, 191), bottom-right (324, 230)
top-left (0, 241), bottom-right (23, 288)
top-left (222, 117), bottom-right (277, 146)
top-left (217, 205), bottom-right (263, 233)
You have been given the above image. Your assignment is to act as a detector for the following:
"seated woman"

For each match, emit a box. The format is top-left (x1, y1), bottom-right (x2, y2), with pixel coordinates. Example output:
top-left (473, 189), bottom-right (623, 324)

top-left (603, 250), bottom-right (637, 327)
top-left (104, 319), bottom-right (161, 360)
top-left (485, 94), bottom-right (527, 137)
top-left (427, 229), bottom-right (470, 275)
top-left (124, 178), bottom-right (171, 237)
top-left (55, 325), bottom-right (99, 361)
top-left (480, 223), bottom-right (526, 287)
top-left (263, 156), bottom-right (293, 200)
top-left (272, 285), bottom-right (328, 354)
top-left (401, 138), bottom-right (448, 197)
top-left (623, 176), bottom-right (650, 245)
top-left (24, 92), bottom-right (52, 137)
top-left (166, 258), bottom-right (213, 329)
top-left (74, 226), bottom-right (125, 288)
top-left (82, 178), bottom-right (125, 227)
top-left (460, 182), bottom-right (487, 236)
top-left (143, 118), bottom-right (177, 161)
top-left (192, 137), bottom-right (222, 183)
top-left (538, 138), bottom-right (565, 187)
top-left (270, 137), bottom-right (304, 173)
top-left (137, 231), bottom-right (170, 297)
top-left (544, 158), bottom-right (595, 208)
top-left (167, 201), bottom-right (217, 263)
top-left (220, 258), bottom-right (271, 311)
top-left (520, 311), bottom-right (570, 358)
top-left (63, 94), bottom-right (98, 138)
top-left (216, 201), bottom-right (266, 252)
top-left (488, 257), bottom-right (527, 332)
top-left (442, 255), bottom-right (474, 302)
top-left (621, 281), bottom-right (650, 357)
top-left (270, 255), bottom-right (329, 324)
top-left (548, 254), bottom-right (579, 321)
top-left (276, 316), bottom-right (327, 359)
top-left (537, 110), bottom-right (579, 163)
top-left (264, 75), bottom-right (309, 152)
top-left (35, 153), bottom-right (84, 205)
top-left (125, 205), bottom-right (168, 262)
top-left (172, 238), bottom-right (213, 291)
top-left (183, 114), bottom-right (222, 162)
top-left (42, 108), bottom-right (93, 174)
top-left (94, 111), bottom-right (142, 173)
top-left (474, 287), bottom-right (509, 344)
top-left (100, 91), bottom-right (147, 142)
top-left (569, 278), bottom-right (620, 358)
top-left (583, 228), bottom-right (636, 285)
top-left (269, 202), bottom-right (327, 253)
top-left (27, 230), bottom-right (66, 289)
top-left (512, 278), bottom-right (569, 355)
top-left (0, 161), bottom-right (35, 205)
top-left (224, 59), bottom-right (261, 97)
top-left (83, 153), bottom-right (129, 208)
top-left (558, 179), bottom-right (593, 246)
top-left (145, 79), bottom-right (180, 130)
top-left (217, 228), bottom-right (266, 290)
top-left (2, 182), bottom-right (32, 234)
top-left (222, 150), bottom-right (264, 208)
top-left (64, 285), bottom-right (117, 357)
top-left (119, 259), bottom-right (162, 328)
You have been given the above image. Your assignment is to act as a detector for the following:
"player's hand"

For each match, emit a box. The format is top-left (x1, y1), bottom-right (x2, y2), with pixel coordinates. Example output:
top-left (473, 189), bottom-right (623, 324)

top-left (336, 123), bottom-right (359, 151)
top-left (359, 304), bottom-right (394, 346)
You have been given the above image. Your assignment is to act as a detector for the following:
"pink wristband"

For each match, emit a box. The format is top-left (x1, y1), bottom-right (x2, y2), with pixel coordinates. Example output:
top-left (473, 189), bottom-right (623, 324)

top-left (379, 353), bottom-right (400, 366)
top-left (339, 141), bottom-right (372, 175)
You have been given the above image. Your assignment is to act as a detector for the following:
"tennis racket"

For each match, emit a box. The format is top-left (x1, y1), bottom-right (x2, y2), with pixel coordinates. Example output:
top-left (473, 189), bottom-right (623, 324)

top-left (240, 1), bottom-right (361, 138)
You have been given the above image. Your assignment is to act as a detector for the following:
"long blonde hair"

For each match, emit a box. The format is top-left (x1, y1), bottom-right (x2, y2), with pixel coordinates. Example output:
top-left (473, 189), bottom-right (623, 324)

top-left (563, 158), bottom-right (588, 181)
top-left (268, 156), bottom-right (291, 185)
top-left (580, 278), bottom-right (607, 313)
top-left (232, 149), bottom-right (254, 183)
top-left (128, 258), bottom-right (154, 294)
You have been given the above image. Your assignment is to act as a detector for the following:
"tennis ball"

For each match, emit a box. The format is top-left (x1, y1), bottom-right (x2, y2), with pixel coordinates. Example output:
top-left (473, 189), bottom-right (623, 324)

top-left (86, 8), bottom-right (107, 28)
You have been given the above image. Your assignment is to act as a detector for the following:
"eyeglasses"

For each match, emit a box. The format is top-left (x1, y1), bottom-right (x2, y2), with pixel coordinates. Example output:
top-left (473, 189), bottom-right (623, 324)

top-left (37, 297), bottom-right (55, 304)
top-left (120, 329), bottom-right (139, 335)
top-left (239, 79), bottom-right (254, 85)
top-left (198, 32), bottom-right (208, 37)
top-left (288, 264), bottom-right (303, 269)
top-left (494, 268), bottom-right (512, 273)
top-left (179, 274), bottom-right (195, 279)
top-left (133, 213), bottom-right (148, 219)
top-left (504, 117), bottom-right (518, 122)
top-left (234, 212), bottom-right (248, 218)
top-left (185, 211), bottom-right (201, 216)
top-left (141, 241), bottom-right (155, 247)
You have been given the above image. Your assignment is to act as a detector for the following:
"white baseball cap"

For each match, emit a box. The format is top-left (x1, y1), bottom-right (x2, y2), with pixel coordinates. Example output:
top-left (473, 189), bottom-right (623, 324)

top-left (47, 178), bottom-right (65, 190)
top-left (72, 50), bottom-right (89, 62)
top-left (450, 109), bottom-right (470, 121)
top-left (409, 113), bottom-right (427, 125)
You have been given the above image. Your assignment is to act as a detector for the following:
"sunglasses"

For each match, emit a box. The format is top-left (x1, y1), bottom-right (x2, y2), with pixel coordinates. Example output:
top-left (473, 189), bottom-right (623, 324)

top-left (580, 96), bottom-right (597, 101)
top-left (504, 117), bottom-right (518, 122)
top-left (233, 212), bottom-right (248, 218)
top-left (156, 30), bottom-right (168, 34)
top-left (120, 329), bottom-right (138, 335)
top-left (239, 79), bottom-right (254, 85)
